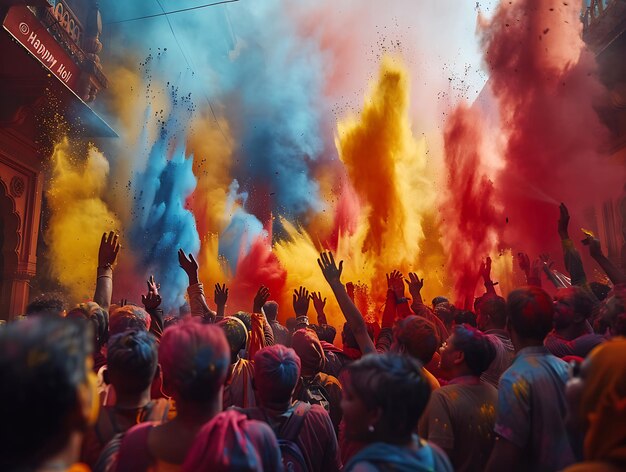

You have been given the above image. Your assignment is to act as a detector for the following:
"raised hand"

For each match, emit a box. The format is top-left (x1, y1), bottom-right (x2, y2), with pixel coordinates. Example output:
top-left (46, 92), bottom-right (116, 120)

top-left (292, 286), bottom-right (310, 317)
top-left (517, 252), bottom-right (531, 276)
top-left (404, 272), bottom-right (424, 300)
top-left (214, 283), bottom-right (229, 306)
top-left (386, 270), bottom-right (405, 299)
top-left (98, 231), bottom-right (120, 268)
top-left (253, 285), bottom-right (270, 314)
top-left (558, 203), bottom-right (570, 239)
top-left (178, 249), bottom-right (199, 285)
top-left (311, 291), bottom-right (326, 312)
top-left (317, 251), bottom-right (343, 287)
top-left (142, 291), bottom-right (162, 310)
top-left (147, 275), bottom-right (160, 296)
top-left (587, 237), bottom-right (604, 260)
top-left (479, 257), bottom-right (492, 282)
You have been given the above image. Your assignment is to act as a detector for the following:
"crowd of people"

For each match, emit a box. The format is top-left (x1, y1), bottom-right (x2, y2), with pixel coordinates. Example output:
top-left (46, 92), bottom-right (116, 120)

top-left (1, 203), bottom-right (625, 472)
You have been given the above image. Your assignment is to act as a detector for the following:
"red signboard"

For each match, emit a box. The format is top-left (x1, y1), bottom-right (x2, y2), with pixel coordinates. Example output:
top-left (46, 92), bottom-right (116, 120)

top-left (3, 5), bottom-right (81, 95)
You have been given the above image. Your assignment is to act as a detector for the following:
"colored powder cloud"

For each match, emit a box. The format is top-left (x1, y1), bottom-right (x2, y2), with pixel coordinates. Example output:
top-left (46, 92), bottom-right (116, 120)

top-left (105, 1), bottom-right (327, 227)
top-left (441, 104), bottom-right (503, 307)
top-left (480, 0), bottom-right (623, 258)
top-left (128, 89), bottom-right (200, 310)
top-left (45, 138), bottom-right (120, 301)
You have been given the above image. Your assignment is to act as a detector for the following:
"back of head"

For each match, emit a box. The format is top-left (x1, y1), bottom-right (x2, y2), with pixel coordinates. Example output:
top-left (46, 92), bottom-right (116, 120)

top-left (159, 318), bottom-right (230, 403)
top-left (342, 322), bottom-right (360, 350)
top-left (253, 344), bottom-right (301, 405)
top-left (262, 301), bottom-right (278, 321)
top-left (393, 315), bottom-right (439, 364)
top-left (452, 324), bottom-right (496, 376)
top-left (506, 286), bottom-right (554, 342)
top-left (67, 302), bottom-right (109, 350)
top-left (453, 309), bottom-right (477, 328)
top-left (574, 339), bottom-right (626, 462)
top-left (291, 328), bottom-right (324, 376)
top-left (233, 311), bottom-right (252, 331)
top-left (476, 295), bottom-right (507, 330)
top-left (109, 305), bottom-right (151, 336)
top-left (25, 292), bottom-right (67, 317)
top-left (554, 286), bottom-right (595, 329)
top-left (432, 296), bottom-right (449, 307)
top-left (434, 302), bottom-right (455, 326)
top-left (0, 316), bottom-right (91, 471)
top-left (107, 330), bottom-right (158, 395)
top-left (345, 353), bottom-right (431, 439)
top-left (217, 316), bottom-right (249, 357)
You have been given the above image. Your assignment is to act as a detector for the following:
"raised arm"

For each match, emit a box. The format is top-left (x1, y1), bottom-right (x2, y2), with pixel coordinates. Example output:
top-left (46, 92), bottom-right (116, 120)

top-left (388, 270), bottom-right (412, 318)
top-left (142, 275), bottom-right (164, 339)
top-left (94, 231), bottom-right (120, 312)
top-left (214, 283), bottom-right (229, 321)
top-left (318, 251), bottom-right (376, 354)
top-left (252, 286), bottom-right (274, 346)
top-left (178, 249), bottom-right (215, 321)
top-left (480, 256), bottom-right (501, 293)
top-left (311, 291), bottom-right (328, 325)
top-left (517, 252), bottom-right (542, 287)
top-left (587, 236), bottom-right (626, 285)
top-left (559, 203), bottom-right (588, 286)
top-left (292, 286), bottom-right (311, 319)
top-left (406, 272), bottom-right (425, 313)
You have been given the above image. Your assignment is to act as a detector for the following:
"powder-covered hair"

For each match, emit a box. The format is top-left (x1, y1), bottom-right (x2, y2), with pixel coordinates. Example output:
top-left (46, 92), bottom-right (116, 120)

top-left (553, 286), bottom-right (595, 329)
top-left (506, 286), bottom-right (554, 341)
top-left (159, 318), bottom-right (230, 402)
top-left (393, 315), bottom-right (440, 364)
top-left (345, 353), bottom-right (431, 439)
top-left (67, 302), bottom-right (109, 349)
top-left (107, 330), bottom-right (158, 394)
top-left (0, 316), bottom-right (91, 471)
top-left (217, 316), bottom-right (249, 356)
top-left (290, 328), bottom-right (324, 376)
top-left (451, 324), bottom-right (496, 376)
top-left (262, 301), bottom-right (279, 321)
top-left (254, 344), bottom-right (301, 404)
top-left (25, 292), bottom-right (67, 317)
top-left (475, 294), bottom-right (507, 329)
top-left (109, 304), bottom-right (151, 336)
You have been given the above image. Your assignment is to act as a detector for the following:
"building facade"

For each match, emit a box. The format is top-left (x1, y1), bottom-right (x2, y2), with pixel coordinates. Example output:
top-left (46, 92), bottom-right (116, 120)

top-left (582, 0), bottom-right (626, 270)
top-left (0, 0), bottom-right (114, 318)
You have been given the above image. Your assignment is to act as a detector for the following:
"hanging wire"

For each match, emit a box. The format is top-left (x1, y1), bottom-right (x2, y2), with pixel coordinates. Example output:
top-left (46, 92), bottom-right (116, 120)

top-left (107, 0), bottom-right (240, 25)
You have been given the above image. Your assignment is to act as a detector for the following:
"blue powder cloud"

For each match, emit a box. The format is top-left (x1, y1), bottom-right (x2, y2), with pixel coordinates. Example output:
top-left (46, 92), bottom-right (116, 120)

top-left (218, 180), bottom-right (265, 272)
top-left (104, 1), bottom-right (328, 291)
top-left (128, 90), bottom-right (200, 310)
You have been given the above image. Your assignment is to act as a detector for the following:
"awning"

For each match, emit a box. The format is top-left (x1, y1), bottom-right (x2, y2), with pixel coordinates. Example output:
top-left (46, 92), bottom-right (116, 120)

top-left (0, 4), bottom-right (117, 137)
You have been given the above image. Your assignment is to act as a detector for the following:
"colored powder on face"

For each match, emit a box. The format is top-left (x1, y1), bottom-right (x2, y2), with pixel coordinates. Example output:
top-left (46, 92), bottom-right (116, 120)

top-left (45, 138), bottom-right (120, 300)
